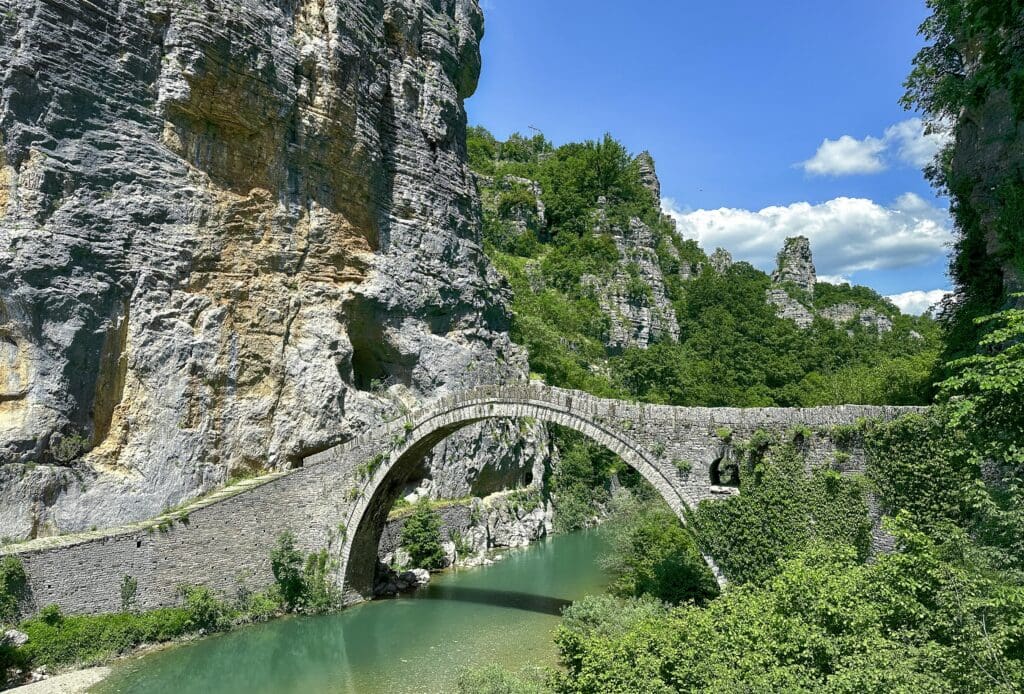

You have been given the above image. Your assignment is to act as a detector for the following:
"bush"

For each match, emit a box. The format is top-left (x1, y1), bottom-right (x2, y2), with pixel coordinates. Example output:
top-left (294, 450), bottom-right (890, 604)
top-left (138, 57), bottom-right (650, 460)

top-left (0, 556), bottom-right (27, 624)
top-left (400, 500), bottom-right (447, 570)
top-left (270, 531), bottom-right (306, 611)
top-left (601, 493), bottom-right (718, 605)
top-left (691, 443), bottom-right (870, 584)
top-left (301, 550), bottom-right (338, 614)
top-left (180, 585), bottom-right (233, 632)
top-left (552, 529), bottom-right (1024, 693)
top-left (18, 607), bottom-right (192, 669)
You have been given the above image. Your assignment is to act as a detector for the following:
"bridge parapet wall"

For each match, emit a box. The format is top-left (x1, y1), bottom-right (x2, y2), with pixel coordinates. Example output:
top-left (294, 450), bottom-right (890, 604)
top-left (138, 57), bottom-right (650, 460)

top-left (1, 385), bottom-right (923, 616)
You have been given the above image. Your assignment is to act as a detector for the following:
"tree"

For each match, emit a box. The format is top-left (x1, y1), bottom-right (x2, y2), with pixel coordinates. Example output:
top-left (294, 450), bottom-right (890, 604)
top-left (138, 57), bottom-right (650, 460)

top-left (902, 1), bottom-right (1024, 359)
top-left (270, 531), bottom-right (305, 611)
top-left (400, 500), bottom-right (447, 570)
top-left (601, 493), bottom-right (718, 605)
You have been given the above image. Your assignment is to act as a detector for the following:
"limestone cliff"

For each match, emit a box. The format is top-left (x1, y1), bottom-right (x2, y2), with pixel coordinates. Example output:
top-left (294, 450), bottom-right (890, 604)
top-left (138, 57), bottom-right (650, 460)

top-left (0, 0), bottom-right (530, 540)
top-left (767, 236), bottom-right (894, 333)
top-left (586, 201), bottom-right (680, 351)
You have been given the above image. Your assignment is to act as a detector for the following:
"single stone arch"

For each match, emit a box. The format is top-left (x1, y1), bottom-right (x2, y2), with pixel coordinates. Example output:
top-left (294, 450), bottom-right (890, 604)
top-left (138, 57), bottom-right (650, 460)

top-left (334, 388), bottom-right (707, 603)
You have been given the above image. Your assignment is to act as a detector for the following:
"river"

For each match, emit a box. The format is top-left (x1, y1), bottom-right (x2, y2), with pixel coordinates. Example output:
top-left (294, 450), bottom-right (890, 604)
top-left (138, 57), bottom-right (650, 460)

top-left (94, 528), bottom-right (611, 694)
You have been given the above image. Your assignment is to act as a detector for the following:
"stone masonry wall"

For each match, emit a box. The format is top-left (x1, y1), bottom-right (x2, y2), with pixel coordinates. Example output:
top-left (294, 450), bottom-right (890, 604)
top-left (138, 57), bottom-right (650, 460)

top-left (2, 385), bottom-right (922, 616)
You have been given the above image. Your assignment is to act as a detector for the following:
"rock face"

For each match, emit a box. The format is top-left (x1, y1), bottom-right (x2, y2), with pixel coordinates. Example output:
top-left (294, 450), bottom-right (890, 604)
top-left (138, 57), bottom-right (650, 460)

top-left (0, 0), bottom-right (533, 540)
top-left (588, 212), bottom-right (681, 351)
top-left (772, 236), bottom-right (816, 293)
top-left (951, 89), bottom-right (1024, 299)
top-left (819, 305), bottom-right (894, 333)
top-left (767, 236), bottom-right (894, 333)
top-left (636, 151), bottom-right (661, 205)
top-left (416, 418), bottom-right (548, 500)
top-left (377, 489), bottom-right (553, 585)
top-left (585, 158), bottom-right (680, 352)
top-left (765, 288), bottom-right (815, 329)
top-left (708, 248), bottom-right (733, 274)
top-left (475, 173), bottom-right (546, 238)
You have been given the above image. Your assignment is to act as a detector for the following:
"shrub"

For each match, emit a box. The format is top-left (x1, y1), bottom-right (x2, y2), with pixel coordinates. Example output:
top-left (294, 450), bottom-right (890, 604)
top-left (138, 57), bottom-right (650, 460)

top-left (601, 492), bottom-right (718, 605)
top-left (120, 575), bottom-right (138, 612)
top-left (692, 443), bottom-right (870, 584)
top-left (18, 607), bottom-right (191, 669)
top-left (301, 550), bottom-right (339, 614)
top-left (179, 585), bottom-right (233, 632)
top-left (0, 556), bottom-right (27, 624)
top-left (400, 499), bottom-right (447, 570)
top-left (270, 531), bottom-right (306, 611)
top-left (456, 664), bottom-right (550, 694)
top-left (39, 604), bottom-right (62, 626)
top-left (451, 531), bottom-right (473, 558)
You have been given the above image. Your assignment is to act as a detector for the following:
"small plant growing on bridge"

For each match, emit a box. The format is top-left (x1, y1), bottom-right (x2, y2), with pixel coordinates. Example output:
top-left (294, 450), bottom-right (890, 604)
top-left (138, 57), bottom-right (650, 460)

top-left (790, 425), bottom-right (813, 444)
top-left (403, 420), bottom-right (415, 434)
top-left (301, 550), bottom-right (339, 614)
top-left (120, 575), bottom-right (138, 612)
top-left (400, 499), bottom-right (446, 570)
top-left (749, 428), bottom-right (774, 450)
top-left (715, 426), bottom-right (733, 443)
top-left (268, 531), bottom-right (340, 614)
top-left (673, 459), bottom-right (692, 475)
top-left (345, 486), bottom-right (362, 502)
top-left (357, 453), bottom-right (386, 480)
top-left (651, 441), bottom-right (667, 458)
top-left (828, 423), bottom-right (855, 447)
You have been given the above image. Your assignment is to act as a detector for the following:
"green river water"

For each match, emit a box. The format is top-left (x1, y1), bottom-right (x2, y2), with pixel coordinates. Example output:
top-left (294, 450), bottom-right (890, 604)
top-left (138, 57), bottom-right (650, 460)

top-left (94, 528), bottom-right (611, 694)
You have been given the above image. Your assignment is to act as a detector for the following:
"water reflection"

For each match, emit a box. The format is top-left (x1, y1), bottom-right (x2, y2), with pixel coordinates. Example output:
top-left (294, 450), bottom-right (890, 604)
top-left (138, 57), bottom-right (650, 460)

top-left (417, 586), bottom-right (572, 616)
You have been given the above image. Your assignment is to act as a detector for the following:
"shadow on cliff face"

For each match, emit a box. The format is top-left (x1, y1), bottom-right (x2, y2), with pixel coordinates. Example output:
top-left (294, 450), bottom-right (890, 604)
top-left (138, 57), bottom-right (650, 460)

top-left (413, 585), bottom-right (571, 616)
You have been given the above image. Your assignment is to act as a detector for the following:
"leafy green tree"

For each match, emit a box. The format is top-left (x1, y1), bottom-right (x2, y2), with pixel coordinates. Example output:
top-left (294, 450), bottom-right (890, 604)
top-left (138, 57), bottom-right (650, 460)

top-left (553, 524), bottom-right (1024, 693)
top-left (270, 531), bottom-right (305, 611)
top-left (400, 499), bottom-right (447, 570)
top-left (0, 556), bottom-right (27, 625)
top-left (601, 493), bottom-right (718, 605)
top-left (903, 1), bottom-right (1024, 358)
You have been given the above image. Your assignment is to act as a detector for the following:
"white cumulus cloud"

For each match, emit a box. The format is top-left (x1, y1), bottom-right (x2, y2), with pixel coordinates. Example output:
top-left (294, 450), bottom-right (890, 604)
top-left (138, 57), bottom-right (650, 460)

top-left (662, 193), bottom-right (952, 278)
top-left (884, 118), bottom-right (953, 168)
top-left (801, 118), bottom-right (952, 176)
top-left (885, 289), bottom-right (952, 316)
top-left (802, 135), bottom-right (887, 176)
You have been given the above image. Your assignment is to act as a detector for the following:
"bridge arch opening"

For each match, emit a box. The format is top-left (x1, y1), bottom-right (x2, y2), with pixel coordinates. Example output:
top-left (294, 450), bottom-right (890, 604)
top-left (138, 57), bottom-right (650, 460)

top-left (336, 394), bottom-right (707, 603)
top-left (709, 457), bottom-right (739, 487)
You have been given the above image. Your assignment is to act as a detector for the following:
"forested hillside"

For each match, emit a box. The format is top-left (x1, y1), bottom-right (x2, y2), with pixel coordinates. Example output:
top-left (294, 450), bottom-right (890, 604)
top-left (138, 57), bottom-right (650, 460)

top-left (468, 128), bottom-right (940, 408)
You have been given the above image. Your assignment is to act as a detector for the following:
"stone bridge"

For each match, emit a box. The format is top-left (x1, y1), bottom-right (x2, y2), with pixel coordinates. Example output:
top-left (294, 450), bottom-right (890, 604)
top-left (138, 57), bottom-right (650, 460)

top-left (3, 385), bottom-right (919, 615)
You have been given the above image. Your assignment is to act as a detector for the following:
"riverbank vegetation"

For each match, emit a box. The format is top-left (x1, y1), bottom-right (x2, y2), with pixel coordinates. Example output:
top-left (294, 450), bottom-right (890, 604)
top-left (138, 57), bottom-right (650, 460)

top-left (0, 532), bottom-right (338, 686)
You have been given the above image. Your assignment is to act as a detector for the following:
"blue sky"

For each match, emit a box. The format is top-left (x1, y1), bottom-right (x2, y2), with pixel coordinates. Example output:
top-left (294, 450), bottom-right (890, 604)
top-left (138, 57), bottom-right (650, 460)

top-left (466, 1), bottom-right (952, 314)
